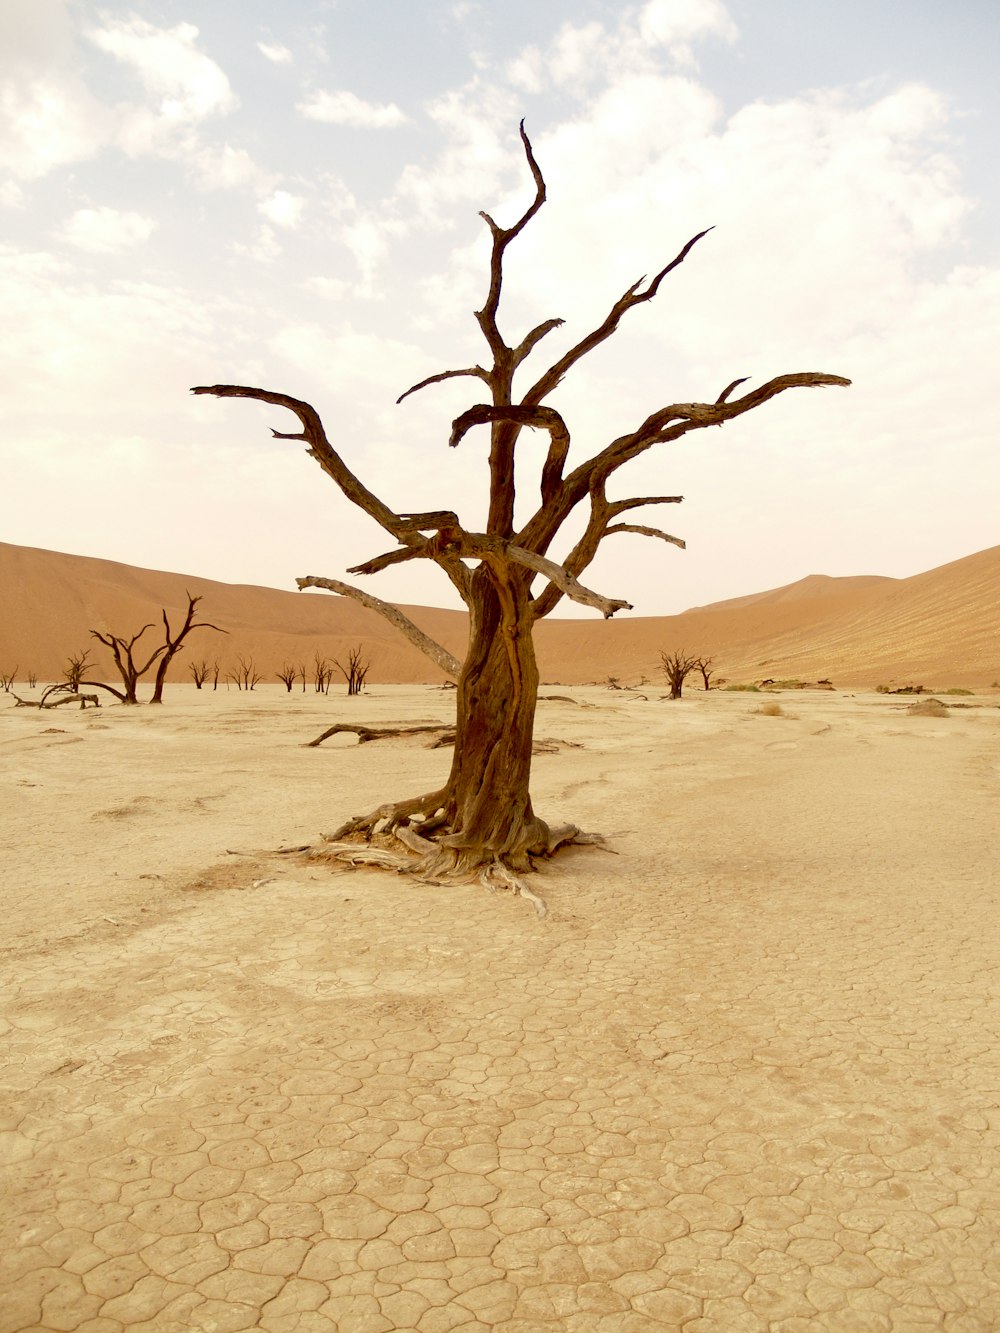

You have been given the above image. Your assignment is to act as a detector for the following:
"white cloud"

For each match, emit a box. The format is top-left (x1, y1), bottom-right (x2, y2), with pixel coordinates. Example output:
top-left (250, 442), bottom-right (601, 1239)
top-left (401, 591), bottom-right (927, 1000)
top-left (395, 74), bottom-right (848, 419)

top-left (639, 0), bottom-right (738, 63)
top-left (257, 41), bottom-right (293, 65)
top-left (190, 142), bottom-right (263, 190)
top-left (258, 189), bottom-right (305, 228)
top-left (58, 206), bottom-right (156, 254)
top-left (0, 78), bottom-right (109, 179)
top-left (88, 17), bottom-right (238, 161)
top-left (298, 89), bottom-right (409, 129)
top-left (90, 18), bottom-right (237, 123)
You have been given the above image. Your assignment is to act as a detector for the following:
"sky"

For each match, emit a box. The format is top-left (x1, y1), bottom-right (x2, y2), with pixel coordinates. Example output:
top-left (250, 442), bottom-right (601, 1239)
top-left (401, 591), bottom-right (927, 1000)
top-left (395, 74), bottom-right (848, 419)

top-left (2, 0), bottom-right (998, 617)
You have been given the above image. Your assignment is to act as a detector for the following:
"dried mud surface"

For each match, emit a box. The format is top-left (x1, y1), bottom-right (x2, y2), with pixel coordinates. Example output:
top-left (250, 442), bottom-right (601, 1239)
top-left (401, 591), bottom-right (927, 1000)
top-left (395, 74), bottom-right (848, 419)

top-left (2, 685), bottom-right (1000, 1331)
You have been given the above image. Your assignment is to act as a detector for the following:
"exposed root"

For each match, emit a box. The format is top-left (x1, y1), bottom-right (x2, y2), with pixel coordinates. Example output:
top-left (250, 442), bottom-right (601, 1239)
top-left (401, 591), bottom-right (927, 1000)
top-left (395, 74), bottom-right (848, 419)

top-left (480, 860), bottom-right (548, 918)
top-left (268, 790), bottom-right (607, 915)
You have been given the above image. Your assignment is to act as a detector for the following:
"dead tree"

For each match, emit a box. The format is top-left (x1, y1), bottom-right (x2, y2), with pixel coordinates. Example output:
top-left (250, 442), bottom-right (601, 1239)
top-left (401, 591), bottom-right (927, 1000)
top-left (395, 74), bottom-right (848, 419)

top-left (149, 593), bottom-right (225, 703)
top-left (193, 124), bottom-right (848, 907)
top-left (0, 666), bottom-right (16, 692)
top-left (90, 623), bottom-right (165, 703)
top-left (189, 658), bottom-right (211, 688)
top-left (89, 594), bottom-right (223, 704)
top-left (276, 663), bottom-right (298, 692)
top-left (64, 650), bottom-right (93, 692)
top-left (229, 655), bottom-right (262, 691)
top-left (313, 653), bottom-right (334, 694)
top-left (694, 656), bottom-right (716, 690)
top-left (334, 645), bottom-right (371, 696)
top-left (661, 649), bottom-right (698, 700)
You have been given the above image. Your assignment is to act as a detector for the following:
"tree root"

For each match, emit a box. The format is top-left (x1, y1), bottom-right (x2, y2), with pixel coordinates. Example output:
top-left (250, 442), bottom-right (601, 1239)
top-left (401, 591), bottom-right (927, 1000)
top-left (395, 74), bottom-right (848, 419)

top-left (267, 793), bottom-right (607, 917)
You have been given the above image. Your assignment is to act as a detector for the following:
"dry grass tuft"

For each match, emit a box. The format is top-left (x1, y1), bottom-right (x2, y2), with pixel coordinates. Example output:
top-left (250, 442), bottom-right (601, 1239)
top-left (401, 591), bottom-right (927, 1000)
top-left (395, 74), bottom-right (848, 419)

top-left (906, 698), bottom-right (949, 717)
top-left (755, 702), bottom-right (785, 717)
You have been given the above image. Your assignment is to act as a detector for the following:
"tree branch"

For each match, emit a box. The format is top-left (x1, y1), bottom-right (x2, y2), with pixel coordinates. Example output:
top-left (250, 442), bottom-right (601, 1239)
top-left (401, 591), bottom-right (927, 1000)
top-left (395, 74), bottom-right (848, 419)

top-left (191, 385), bottom-right (403, 541)
top-left (512, 317), bottom-right (565, 368)
top-left (296, 576), bottom-right (462, 678)
top-left (396, 366), bottom-right (490, 405)
top-left (506, 546), bottom-right (632, 619)
top-left (522, 227), bottom-right (714, 407)
top-left (605, 522), bottom-right (686, 549)
top-left (606, 495), bottom-right (684, 518)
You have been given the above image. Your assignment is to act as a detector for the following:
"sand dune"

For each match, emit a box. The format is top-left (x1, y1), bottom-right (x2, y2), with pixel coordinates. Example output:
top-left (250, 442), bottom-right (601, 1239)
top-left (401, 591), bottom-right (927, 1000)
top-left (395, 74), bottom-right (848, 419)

top-left (1, 539), bottom-right (997, 689)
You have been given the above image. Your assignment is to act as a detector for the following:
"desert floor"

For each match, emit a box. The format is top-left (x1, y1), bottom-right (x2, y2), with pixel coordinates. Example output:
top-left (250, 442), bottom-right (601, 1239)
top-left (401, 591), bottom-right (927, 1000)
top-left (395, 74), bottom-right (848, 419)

top-left (2, 684), bottom-right (999, 1332)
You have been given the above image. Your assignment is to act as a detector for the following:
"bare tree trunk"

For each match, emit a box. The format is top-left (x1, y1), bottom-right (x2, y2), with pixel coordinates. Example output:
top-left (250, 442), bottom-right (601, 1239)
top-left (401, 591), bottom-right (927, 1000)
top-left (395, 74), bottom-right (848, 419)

top-left (438, 570), bottom-right (546, 871)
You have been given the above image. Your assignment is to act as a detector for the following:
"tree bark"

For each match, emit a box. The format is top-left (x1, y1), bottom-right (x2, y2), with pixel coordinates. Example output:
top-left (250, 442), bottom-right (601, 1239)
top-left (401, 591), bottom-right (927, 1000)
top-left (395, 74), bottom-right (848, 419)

top-left (436, 566), bottom-right (547, 872)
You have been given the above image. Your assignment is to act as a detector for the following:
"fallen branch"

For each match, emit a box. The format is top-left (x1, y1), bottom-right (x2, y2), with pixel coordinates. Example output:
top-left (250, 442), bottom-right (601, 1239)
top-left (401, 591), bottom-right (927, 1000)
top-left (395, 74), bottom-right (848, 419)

top-left (307, 722), bottom-right (454, 748)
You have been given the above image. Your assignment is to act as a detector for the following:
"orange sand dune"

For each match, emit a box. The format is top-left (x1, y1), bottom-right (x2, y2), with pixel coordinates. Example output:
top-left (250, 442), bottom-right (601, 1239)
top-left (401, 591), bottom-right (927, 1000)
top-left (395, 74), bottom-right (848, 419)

top-left (1, 540), bottom-right (997, 689)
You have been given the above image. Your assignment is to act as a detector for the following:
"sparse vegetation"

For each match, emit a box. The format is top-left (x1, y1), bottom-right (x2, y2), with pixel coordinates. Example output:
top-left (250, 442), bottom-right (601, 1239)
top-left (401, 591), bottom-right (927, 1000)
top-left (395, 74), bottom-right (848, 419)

top-left (907, 698), bottom-right (949, 717)
top-left (724, 683), bottom-right (760, 692)
top-left (0, 666), bottom-right (17, 692)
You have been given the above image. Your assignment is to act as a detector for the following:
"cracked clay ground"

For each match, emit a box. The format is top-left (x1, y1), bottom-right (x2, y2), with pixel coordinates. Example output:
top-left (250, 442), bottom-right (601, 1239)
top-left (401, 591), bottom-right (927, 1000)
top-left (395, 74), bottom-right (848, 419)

top-left (2, 685), bottom-right (1000, 1331)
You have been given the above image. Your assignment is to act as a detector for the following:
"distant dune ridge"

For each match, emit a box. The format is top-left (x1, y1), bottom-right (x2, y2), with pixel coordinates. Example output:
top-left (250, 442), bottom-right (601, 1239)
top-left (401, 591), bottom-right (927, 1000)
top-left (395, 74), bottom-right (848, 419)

top-left (0, 540), bottom-right (997, 689)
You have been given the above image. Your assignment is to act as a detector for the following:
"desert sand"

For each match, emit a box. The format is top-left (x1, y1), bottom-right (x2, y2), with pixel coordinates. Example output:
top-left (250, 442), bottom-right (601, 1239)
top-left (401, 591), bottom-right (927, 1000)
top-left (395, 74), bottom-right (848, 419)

top-left (3, 681), bottom-right (1000, 1330)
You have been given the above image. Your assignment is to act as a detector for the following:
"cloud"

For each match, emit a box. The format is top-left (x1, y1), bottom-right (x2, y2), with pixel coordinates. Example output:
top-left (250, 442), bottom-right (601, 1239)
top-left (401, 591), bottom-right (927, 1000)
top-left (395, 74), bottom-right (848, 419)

top-left (258, 189), bottom-right (305, 228)
top-left (57, 206), bottom-right (156, 254)
top-left (297, 89), bottom-right (409, 129)
top-left (639, 0), bottom-right (738, 64)
top-left (257, 41), bottom-right (293, 65)
top-left (88, 16), bottom-right (238, 159)
top-left (0, 1), bottom-right (110, 180)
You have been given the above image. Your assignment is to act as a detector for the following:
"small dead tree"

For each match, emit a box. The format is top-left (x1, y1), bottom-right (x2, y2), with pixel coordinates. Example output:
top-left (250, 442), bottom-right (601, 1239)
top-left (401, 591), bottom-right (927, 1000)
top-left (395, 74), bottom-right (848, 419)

top-left (0, 666), bottom-right (17, 692)
top-left (230, 655), bottom-right (262, 691)
top-left (189, 659), bottom-right (211, 689)
top-left (297, 662), bottom-right (308, 693)
top-left (660, 650), bottom-right (699, 700)
top-left (64, 650), bottom-right (93, 692)
top-left (150, 594), bottom-right (225, 703)
top-left (333, 645), bottom-right (371, 696)
top-left (210, 660), bottom-right (222, 691)
top-left (26, 670), bottom-right (37, 688)
top-left (194, 124), bottom-right (848, 907)
top-left (694, 656), bottom-right (716, 690)
top-left (276, 663), bottom-right (298, 692)
top-left (313, 653), bottom-right (334, 694)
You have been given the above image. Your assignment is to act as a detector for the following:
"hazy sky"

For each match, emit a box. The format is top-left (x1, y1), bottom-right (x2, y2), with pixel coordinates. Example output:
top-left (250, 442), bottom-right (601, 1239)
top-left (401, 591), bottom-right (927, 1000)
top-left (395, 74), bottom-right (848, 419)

top-left (3, 0), bottom-right (998, 615)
